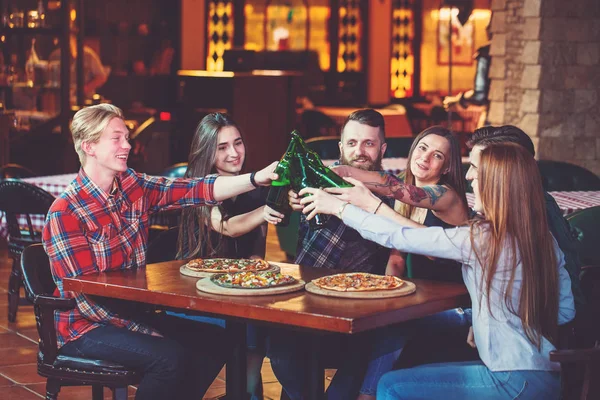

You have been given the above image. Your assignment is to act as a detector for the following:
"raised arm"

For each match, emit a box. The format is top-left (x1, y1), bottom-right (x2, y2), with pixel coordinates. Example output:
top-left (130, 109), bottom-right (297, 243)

top-left (333, 165), bottom-right (456, 211)
top-left (365, 172), bottom-right (457, 211)
top-left (341, 204), bottom-right (472, 262)
top-left (212, 161), bottom-right (277, 201)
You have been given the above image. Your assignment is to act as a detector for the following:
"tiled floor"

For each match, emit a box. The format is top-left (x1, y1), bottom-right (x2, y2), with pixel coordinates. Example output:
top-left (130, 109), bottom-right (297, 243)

top-left (0, 225), bottom-right (297, 399)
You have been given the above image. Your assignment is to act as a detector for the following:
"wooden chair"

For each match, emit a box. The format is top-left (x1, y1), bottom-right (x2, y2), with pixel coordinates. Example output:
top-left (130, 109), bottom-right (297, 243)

top-left (0, 179), bottom-right (55, 322)
top-left (0, 163), bottom-right (36, 179)
top-left (550, 265), bottom-right (600, 400)
top-left (20, 244), bottom-right (140, 400)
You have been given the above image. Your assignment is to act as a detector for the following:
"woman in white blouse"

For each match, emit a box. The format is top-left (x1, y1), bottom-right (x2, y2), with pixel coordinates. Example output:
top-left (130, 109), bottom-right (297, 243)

top-left (299, 142), bottom-right (575, 399)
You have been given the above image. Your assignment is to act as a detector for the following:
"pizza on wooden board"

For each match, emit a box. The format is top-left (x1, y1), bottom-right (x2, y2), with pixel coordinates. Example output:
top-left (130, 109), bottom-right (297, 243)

top-left (312, 272), bottom-right (404, 292)
top-left (183, 258), bottom-right (270, 273)
top-left (211, 271), bottom-right (297, 289)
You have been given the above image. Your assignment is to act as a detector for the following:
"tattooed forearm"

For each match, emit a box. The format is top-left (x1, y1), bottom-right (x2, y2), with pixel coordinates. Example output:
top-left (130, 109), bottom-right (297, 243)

top-left (364, 179), bottom-right (448, 206)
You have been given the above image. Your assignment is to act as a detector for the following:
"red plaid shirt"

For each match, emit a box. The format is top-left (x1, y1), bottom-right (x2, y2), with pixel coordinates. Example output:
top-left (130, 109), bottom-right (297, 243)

top-left (42, 168), bottom-right (219, 348)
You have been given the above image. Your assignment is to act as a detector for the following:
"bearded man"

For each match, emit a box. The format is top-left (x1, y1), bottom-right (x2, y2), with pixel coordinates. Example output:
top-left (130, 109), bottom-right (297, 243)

top-left (290, 109), bottom-right (396, 274)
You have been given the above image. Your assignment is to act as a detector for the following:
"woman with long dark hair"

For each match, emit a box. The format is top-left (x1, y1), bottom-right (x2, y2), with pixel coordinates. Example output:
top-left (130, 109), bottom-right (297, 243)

top-left (175, 112), bottom-right (282, 399)
top-left (300, 143), bottom-right (575, 399)
top-left (327, 126), bottom-right (469, 280)
top-left (177, 112), bottom-right (281, 259)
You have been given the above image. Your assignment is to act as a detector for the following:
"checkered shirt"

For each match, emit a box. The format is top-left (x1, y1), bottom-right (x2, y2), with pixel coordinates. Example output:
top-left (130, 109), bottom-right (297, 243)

top-left (42, 168), bottom-right (219, 348)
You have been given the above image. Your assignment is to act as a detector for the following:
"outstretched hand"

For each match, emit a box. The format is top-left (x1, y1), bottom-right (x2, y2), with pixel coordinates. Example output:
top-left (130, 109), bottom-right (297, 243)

top-left (298, 187), bottom-right (346, 220)
top-left (324, 177), bottom-right (381, 213)
top-left (254, 161), bottom-right (279, 186)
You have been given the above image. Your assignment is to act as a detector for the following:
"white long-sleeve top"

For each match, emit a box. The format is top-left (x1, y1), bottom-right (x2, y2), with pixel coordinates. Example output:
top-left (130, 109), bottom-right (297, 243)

top-left (342, 204), bottom-right (575, 372)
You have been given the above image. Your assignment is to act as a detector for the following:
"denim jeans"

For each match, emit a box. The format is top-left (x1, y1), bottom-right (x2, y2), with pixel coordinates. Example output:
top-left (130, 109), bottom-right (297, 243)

top-left (268, 308), bottom-right (473, 399)
top-left (166, 311), bottom-right (267, 399)
top-left (59, 313), bottom-right (227, 400)
top-left (339, 307), bottom-right (473, 396)
top-left (377, 361), bottom-right (560, 400)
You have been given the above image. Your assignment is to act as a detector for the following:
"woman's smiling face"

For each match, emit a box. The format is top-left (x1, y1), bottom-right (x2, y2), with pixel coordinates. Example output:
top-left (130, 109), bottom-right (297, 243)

top-left (410, 134), bottom-right (450, 185)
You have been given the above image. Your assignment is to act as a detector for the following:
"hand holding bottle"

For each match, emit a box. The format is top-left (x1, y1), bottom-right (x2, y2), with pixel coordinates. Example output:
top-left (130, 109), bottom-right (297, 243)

top-left (298, 187), bottom-right (346, 220)
top-left (324, 177), bottom-right (381, 213)
top-left (288, 190), bottom-right (303, 211)
top-left (263, 205), bottom-right (286, 225)
top-left (254, 161), bottom-right (279, 186)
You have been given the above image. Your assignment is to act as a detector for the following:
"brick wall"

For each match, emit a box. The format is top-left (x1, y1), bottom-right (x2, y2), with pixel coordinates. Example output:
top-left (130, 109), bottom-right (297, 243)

top-left (487, 0), bottom-right (600, 176)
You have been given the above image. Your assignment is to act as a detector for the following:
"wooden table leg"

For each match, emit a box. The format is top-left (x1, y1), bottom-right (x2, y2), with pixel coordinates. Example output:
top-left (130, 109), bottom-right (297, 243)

top-left (226, 320), bottom-right (247, 399)
top-left (308, 334), bottom-right (325, 400)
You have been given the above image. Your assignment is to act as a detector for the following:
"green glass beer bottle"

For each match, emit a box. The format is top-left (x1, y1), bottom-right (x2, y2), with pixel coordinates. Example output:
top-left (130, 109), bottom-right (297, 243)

top-left (266, 133), bottom-right (302, 227)
top-left (291, 152), bottom-right (353, 229)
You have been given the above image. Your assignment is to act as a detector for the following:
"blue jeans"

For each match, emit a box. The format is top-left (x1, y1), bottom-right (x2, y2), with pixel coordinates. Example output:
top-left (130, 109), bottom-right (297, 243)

top-left (377, 361), bottom-right (560, 400)
top-left (166, 311), bottom-right (266, 399)
top-left (59, 314), bottom-right (227, 400)
top-left (268, 308), bottom-right (473, 399)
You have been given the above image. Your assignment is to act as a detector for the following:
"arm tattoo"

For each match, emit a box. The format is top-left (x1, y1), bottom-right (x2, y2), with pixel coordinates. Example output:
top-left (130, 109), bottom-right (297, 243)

top-left (421, 185), bottom-right (448, 206)
top-left (365, 176), bottom-right (448, 206)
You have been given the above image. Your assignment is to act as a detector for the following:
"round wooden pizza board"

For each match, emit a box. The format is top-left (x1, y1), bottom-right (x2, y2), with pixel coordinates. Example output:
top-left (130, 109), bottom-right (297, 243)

top-left (180, 263), bottom-right (280, 278)
top-left (196, 277), bottom-right (306, 296)
top-left (304, 280), bottom-right (416, 299)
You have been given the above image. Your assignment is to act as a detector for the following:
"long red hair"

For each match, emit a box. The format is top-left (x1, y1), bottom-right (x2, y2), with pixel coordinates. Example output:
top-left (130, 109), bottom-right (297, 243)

top-left (471, 143), bottom-right (558, 348)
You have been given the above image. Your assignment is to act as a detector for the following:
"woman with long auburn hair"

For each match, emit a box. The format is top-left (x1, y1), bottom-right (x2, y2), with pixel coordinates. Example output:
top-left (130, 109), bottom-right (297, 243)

top-left (285, 127), bottom-right (472, 400)
top-left (299, 143), bottom-right (574, 399)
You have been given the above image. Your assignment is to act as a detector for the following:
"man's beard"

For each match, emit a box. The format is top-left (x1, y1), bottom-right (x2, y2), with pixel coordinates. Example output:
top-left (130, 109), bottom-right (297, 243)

top-left (340, 151), bottom-right (383, 171)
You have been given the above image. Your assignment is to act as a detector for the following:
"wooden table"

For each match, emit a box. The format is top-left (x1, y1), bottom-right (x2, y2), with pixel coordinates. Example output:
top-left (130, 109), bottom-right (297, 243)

top-left (63, 261), bottom-right (469, 399)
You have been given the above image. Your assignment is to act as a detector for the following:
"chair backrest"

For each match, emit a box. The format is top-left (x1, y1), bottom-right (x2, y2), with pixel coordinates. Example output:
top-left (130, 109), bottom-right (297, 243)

top-left (0, 163), bottom-right (36, 179)
top-left (580, 265), bottom-right (600, 346)
top-left (384, 137), bottom-right (415, 158)
top-left (300, 109), bottom-right (338, 139)
top-left (160, 162), bottom-right (188, 178)
top-left (306, 136), bottom-right (341, 160)
top-left (147, 226), bottom-right (179, 264)
top-left (537, 160), bottom-right (600, 192)
top-left (566, 206), bottom-right (600, 266)
top-left (0, 179), bottom-right (55, 239)
top-left (20, 243), bottom-right (67, 364)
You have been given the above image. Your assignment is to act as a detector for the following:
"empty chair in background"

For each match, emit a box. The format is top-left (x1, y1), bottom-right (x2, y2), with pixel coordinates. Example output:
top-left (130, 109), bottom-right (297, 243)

top-left (0, 163), bottom-right (37, 179)
top-left (0, 179), bottom-right (55, 322)
top-left (537, 160), bottom-right (600, 192)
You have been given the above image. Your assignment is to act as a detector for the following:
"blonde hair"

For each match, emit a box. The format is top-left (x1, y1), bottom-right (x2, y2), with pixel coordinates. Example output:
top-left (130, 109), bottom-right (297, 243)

top-left (471, 143), bottom-right (558, 349)
top-left (71, 104), bottom-right (124, 166)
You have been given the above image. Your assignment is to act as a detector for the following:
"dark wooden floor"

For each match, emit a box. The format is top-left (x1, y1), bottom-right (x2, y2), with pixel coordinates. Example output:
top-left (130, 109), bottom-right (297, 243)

top-left (0, 225), bottom-right (301, 399)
